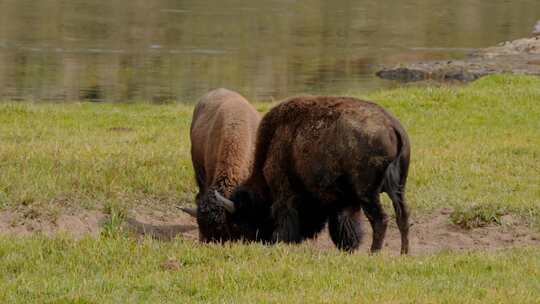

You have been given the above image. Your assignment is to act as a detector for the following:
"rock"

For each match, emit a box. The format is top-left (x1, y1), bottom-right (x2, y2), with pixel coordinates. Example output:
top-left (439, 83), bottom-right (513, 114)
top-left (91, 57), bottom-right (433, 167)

top-left (161, 257), bottom-right (182, 271)
top-left (440, 208), bottom-right (453, 215)
top-left (375, 68), bottom-right (427, 81)
top-left (377, 29), bottom-right (540, 82)
top-left (533, 20), bottom-right (540, 36)
top-left (500, 214), bottom-right (519, 226)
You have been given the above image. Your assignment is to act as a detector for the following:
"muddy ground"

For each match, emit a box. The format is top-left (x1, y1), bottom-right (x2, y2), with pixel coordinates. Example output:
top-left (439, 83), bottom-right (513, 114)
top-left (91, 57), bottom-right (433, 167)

top-left (1, 207), bottom-right (539, 256)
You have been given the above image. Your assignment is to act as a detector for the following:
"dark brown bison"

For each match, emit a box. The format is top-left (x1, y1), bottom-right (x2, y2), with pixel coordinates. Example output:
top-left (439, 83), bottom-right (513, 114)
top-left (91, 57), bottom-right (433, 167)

top-left (215, 96), bottom-right (411, 254)
top-left (182, 88), bottom-right (262, 242)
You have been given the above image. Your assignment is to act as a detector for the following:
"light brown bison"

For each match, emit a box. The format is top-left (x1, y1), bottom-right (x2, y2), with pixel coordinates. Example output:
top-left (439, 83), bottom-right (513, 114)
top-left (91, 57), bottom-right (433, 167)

top-left (216, 96), bottom-right (411, 254)
top-left (182, 88), bottom-right (261, 242)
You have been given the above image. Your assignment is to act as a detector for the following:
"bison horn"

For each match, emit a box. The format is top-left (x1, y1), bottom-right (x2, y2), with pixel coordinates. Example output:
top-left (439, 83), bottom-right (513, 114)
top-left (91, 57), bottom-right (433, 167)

top-left (214, 190), bottom-right (236, 214)
top-left (178, 206), bottom-right (198, 218)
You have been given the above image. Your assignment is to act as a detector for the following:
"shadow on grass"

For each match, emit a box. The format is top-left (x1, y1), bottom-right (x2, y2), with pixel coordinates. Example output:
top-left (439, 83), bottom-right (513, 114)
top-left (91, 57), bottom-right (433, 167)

top-left (124, 217), bottom-right (197, 241)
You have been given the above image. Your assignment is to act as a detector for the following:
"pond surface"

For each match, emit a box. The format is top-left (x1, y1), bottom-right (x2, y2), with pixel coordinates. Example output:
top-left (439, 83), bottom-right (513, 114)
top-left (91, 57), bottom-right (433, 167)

top-left (0, 0), bottom-right (538, 102)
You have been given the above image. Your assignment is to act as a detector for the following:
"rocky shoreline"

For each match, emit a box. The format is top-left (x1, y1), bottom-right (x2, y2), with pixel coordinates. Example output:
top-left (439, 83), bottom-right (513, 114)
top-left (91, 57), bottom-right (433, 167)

top-left (377, 28), bottom-right (540, 82)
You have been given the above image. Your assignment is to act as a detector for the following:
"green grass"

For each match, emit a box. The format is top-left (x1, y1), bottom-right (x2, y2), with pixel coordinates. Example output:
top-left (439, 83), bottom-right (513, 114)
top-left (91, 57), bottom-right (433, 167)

top-left (1, 75), bottom-right (539, 225)
top-left (0, 101), bottom-right (275, 216)
top-left (369, 75), bottom-right (540, 226)
top-left (450, 204), bottom-right (508, 229)
top-left (0, 236), bottom-right (539, 303)
top-left (1, 75), bottom-right (540, 302)
top-left (0, 102), bottom-right (197, 213)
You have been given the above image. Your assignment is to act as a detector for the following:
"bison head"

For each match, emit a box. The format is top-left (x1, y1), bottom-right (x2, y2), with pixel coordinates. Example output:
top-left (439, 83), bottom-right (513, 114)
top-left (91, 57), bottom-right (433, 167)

top-left (225, 187), bottom-right (273, 242)
top-left (181, 189), bottom-right (272, 243)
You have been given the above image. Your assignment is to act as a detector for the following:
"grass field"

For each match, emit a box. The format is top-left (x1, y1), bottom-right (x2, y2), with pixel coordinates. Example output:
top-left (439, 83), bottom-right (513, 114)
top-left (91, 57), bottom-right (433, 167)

top-left (1, 237), bottom-right (539, 303)
top-left (1, 75), bottom-right (540, 302)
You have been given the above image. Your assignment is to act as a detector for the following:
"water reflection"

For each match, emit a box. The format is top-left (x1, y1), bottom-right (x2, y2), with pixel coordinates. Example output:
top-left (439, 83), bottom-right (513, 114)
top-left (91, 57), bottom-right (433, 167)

top-left (0, 0), bottom-right (538, 102)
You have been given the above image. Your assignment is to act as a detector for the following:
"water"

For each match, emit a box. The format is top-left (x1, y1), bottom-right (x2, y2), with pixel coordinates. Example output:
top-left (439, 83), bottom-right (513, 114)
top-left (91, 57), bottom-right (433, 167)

top-left (0, 0), bottom-right (538, 103)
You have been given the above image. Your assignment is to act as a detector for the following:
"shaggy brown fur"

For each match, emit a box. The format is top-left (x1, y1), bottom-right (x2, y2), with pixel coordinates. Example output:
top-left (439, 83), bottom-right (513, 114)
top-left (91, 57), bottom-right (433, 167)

top-left (189, 88), bottom-right (261, 242)
top-left (229, 96), bottom-right (411, 254)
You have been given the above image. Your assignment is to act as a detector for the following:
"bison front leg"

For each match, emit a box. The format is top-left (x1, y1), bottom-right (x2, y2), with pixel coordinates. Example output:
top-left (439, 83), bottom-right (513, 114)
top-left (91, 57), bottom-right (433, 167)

top-left (271, 196), bottom-right (302, 243)
top-left (328, 207), bottom-right (363, 252)
top-left (264, 154), bottom-right (303, 243)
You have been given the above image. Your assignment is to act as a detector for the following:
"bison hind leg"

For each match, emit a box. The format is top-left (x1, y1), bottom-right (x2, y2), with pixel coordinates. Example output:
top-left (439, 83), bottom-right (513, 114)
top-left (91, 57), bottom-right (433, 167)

top-left (382, 155), bottom-right (410, 255)
top-left (385, 186), bottom-right (409, 255)
top-left (328, 208), bottom-right (363, 252)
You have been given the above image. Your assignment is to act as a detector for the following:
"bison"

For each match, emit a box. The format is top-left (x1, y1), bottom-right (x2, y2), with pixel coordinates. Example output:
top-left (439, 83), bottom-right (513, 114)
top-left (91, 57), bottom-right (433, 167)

top-left (182, 88), bottom-right (262, 242)
top-left (215, 96), bottom-right (411, 254)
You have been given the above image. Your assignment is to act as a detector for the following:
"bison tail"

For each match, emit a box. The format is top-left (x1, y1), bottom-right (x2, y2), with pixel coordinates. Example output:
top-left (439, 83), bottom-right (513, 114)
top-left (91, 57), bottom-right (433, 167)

top-left (382, 126), bottom-right (410, 254)
top-left (382, 126), bottom-right (409, 193)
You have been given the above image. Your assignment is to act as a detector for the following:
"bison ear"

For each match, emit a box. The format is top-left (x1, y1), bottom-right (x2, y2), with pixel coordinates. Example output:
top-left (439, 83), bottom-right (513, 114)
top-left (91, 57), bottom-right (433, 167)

top-left (178, 206), bottom-right (198, 218)
top-left (214, 190), bottom-right (236, 214)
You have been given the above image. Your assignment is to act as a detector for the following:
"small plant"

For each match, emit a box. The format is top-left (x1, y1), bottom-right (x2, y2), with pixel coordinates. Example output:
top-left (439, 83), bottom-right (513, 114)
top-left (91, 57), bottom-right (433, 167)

top-left (101, 200), bottom-right (128, 238)
top-left (0, 190), bottom-right (8, 209)
top-left (450, 204), bottom-right (507, 229)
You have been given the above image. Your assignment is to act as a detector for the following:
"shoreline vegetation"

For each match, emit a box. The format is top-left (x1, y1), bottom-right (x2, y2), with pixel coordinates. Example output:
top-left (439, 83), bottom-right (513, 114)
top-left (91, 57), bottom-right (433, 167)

top-left (1, 75), bottom-right (540, 302)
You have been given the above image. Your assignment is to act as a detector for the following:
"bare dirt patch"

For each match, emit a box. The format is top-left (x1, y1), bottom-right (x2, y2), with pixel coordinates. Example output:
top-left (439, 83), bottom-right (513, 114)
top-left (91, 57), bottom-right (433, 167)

top-left (0, 209), bottom-right (105, 238)
top-left (1, 207), bottom-right (538, 255)
top-left (310, 208), bottom-right (540, 255)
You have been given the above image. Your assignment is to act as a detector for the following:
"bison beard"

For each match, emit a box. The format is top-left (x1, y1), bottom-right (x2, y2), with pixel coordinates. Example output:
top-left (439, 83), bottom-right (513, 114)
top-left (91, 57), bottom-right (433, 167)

top-left (226, 96), bottom-right (411, 254)
top-left (328, 209), bottom-right (363, 252)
